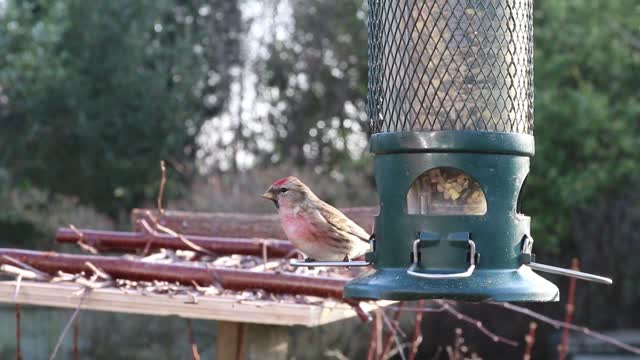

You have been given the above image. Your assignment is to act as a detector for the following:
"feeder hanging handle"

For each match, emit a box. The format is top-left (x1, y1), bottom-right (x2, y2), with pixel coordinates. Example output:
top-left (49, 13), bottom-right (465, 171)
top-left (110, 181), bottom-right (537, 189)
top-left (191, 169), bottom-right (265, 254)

top-left (521, 235), bottom-right (613, 285)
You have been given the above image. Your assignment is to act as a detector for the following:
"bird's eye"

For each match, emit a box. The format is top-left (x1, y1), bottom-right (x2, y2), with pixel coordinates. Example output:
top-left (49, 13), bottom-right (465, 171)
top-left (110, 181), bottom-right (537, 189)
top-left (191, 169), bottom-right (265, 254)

top-left (279, 188), bottom-right (288, 193)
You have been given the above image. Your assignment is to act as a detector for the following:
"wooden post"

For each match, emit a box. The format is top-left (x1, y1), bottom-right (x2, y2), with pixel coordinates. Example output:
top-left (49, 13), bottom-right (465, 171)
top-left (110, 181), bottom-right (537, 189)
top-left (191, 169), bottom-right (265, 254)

top-left (216, 321), bottom-right (288, 360)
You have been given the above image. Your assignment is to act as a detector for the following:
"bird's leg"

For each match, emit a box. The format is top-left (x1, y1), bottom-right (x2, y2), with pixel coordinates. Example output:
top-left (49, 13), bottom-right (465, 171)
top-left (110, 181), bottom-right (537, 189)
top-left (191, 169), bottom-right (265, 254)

top-left (343, 255), bottom-right (351, 270)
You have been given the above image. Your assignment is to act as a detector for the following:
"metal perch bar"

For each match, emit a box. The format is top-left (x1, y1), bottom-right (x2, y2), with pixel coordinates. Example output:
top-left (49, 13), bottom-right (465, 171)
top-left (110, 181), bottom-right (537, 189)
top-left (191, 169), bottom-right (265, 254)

top-left (56, 227), bottom-right (296, 257)
top-left (0, 249), bottom-right (347, 299)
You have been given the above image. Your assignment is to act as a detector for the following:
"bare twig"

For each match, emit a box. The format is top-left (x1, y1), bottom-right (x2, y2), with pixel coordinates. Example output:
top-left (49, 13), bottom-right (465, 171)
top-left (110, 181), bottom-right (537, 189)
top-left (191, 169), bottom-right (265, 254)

top-left (58, 224), bottom-right (296, 257)
top-left (408, 300), bottom-right (426, 360)
top-left (368, 309), bottom-right (382, 360)
top-left (490, 302), bottom-right (640, 355)
top-left (558, 258), bottom-right (579, 360)
top-left (380, 308), bottom-right (407, 360)
top-left (186, 319), bottom-right (200, 360)
top-left (143, 215), bottom-right (216, 256)
top-left (523, 322), bottom-right (537, 360)
top-left (15, 304), bottom-right (21, 360)
top-left (261, 240), bottom-right (268, 271)
top-left (2, 255), bottom-right (51, 280)
top-left (157, 160), bottom-right (167, 214)
top-left (69, 224), bottom-right (98, 254)
top-left (324, 349), bottom-right (350, 360)
top-left (436, 300), bottom-right (519, 347)
top-left (49, 289), bottom-right (90, 360)
top-left (345, 300), bottom-right (373, 323)
top-left (381, 302), bottom-right (405, 359)
top-left (72, 317), bottom-right (79, 360)
top-left (13, 274), bottom-right (22, 301)
top-left (1, 264), bottom-right (47, 281)
top-left (388, 304), bottom-right (446, 313)
top-left (85, 262), bottom-right (111, 281)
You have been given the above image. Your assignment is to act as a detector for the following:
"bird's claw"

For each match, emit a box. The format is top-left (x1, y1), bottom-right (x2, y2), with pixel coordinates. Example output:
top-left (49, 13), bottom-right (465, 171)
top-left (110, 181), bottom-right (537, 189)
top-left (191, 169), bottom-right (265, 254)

top-left (304, 257), bottom-right (316, 263)
top-left (343, 255), bottom-right (351, 270)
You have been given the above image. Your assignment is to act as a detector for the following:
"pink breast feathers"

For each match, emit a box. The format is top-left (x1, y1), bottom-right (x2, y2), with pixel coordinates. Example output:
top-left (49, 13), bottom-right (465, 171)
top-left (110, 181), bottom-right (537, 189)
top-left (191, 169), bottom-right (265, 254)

top-left (280, 212), bottom-right (315, 242)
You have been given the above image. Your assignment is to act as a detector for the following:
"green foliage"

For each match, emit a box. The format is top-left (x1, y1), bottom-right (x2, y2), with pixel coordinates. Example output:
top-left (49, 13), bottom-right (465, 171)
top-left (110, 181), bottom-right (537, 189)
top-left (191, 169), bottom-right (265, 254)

top-left (527, 0), bottom-right (640, 247)
top-left (256, 0), bottom-right (369, 169)
top-left (0, 169), bottom-right (114, 248)
top-left (0, 0), bottom-right (241, 215)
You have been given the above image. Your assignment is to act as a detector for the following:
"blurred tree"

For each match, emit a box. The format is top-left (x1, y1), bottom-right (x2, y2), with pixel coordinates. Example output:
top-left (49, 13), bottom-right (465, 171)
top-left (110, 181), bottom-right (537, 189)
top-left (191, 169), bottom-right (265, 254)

top-left (527, 0), bottom-right (640, 247)
top-left (0, 0), bottom-right (242, 216)
top-left (255, 0), bottom-right (369, 171)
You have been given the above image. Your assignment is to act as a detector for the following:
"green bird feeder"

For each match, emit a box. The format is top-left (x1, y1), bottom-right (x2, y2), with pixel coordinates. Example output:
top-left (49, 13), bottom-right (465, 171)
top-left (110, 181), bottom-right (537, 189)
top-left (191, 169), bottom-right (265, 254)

top-left (294, 0), bottom-right (612, 301)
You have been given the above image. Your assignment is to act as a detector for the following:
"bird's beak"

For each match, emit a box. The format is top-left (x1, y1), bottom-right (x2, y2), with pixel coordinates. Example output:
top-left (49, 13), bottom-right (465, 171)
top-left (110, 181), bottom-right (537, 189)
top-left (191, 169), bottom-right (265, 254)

top-left (261, 188), bottom-right (279, 209)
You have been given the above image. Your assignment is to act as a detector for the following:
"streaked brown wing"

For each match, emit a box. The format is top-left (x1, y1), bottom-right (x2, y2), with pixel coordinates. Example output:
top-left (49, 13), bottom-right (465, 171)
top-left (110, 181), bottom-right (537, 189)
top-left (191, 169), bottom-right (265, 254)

top-left (316, 201), bottom-right (370, 243)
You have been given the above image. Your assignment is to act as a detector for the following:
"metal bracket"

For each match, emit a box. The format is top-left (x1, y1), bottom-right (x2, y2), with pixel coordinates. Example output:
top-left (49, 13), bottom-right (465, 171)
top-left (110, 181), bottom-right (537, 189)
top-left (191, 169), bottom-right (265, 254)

top-left (520, 235), bottom-right (613, 285)
top-left (407, 232), bottom-right (477, 279)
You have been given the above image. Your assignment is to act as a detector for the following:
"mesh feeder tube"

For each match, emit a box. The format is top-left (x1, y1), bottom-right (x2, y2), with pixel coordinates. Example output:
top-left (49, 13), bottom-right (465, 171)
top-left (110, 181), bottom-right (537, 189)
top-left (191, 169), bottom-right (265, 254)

top-left (345, 0), bottom-right (559, 301)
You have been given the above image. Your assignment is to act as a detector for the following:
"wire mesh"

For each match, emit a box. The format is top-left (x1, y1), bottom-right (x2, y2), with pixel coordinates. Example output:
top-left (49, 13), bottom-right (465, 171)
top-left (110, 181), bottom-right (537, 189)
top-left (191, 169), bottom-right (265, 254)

top-left (368, 0), bottom-right (534, 134)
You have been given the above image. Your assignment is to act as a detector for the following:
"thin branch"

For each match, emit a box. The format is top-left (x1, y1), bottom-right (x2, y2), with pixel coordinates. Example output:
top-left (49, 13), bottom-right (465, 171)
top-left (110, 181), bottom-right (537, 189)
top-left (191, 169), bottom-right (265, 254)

top-left (72, 317), bottom-right (79, 360)
top-left (157, 160), bottom-right (167, 214)
top-left (345, 300), bottom-right (373, 323)
top-left (436, 300), bottom-right (519, 347)
top-left (69, 224), bottom-right (98, 254)
top-left (380, 308), bottom-right (407, 360)
top-left (142, 214), bottom-right (216, 256)
top-left (1, 264), bottom-right (47, 281)
top-left (368, 309), bottom-right (382, 360)
top-left (523, 322), bottom-right (537, 360)
top-left (15, 304), bottom-right (21, 360)
top-left (261, 240), bottom-right (268, 271)
top-left (85, 262), bottom-right (111, 281)
top-left (186, 319), bottom-right (200, 360)
top-left (408, 299), bottom-right (426, 360)
top-left (2, 255), bottom-right (51, 280)
top-left (489, 302), bottom-right (640, 355)
top-left (324, 349), bottom-right (350, 360)
top-left (49, 289), bottom-right (90, 360)
top-left (388, 305), bottom-right (447, 313)
top-left (381, 301), bottom-right (405, 359)
top-left (558, 258), bottom-right (579, 360)
top-left (13, 274), bottom-right (22, 301)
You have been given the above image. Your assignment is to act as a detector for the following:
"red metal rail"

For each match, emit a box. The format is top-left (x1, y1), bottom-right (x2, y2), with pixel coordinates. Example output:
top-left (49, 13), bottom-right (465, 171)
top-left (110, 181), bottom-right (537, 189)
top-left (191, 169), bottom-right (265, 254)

top-left (0, 249), bottom-right (346, 299)
top-left (56, 227), bottom-right (296, 257)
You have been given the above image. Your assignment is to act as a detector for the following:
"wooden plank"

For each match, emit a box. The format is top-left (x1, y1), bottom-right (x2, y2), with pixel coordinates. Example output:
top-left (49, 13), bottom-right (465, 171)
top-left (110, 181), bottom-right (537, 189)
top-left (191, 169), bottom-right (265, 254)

top-left (131, 207), bottom-right (378, 238)
top-left (0, 281), bottom-right (380, 327)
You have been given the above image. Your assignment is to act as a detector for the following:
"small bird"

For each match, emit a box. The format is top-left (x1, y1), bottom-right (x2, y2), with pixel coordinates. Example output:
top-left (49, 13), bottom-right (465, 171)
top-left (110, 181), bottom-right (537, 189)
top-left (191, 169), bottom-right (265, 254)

top-left (261, 176), bottom-right (370, 262)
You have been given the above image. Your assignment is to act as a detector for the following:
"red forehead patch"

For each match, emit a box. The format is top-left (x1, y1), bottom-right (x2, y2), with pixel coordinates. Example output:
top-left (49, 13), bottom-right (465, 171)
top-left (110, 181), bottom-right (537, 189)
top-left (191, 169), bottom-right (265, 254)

top-left (272, 177), bottom-right (292, 187)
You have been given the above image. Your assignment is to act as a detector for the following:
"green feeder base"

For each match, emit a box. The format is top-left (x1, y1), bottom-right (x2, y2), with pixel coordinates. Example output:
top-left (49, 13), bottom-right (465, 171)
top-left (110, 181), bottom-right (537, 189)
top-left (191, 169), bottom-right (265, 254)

top-left (344, 266), bottom-right (559, 302)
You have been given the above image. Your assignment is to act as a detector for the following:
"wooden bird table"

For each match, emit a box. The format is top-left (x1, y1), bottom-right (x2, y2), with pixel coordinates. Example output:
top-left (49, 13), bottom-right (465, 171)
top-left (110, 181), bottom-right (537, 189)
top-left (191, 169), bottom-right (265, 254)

top-left (0, 280), bottom-right (381, 359)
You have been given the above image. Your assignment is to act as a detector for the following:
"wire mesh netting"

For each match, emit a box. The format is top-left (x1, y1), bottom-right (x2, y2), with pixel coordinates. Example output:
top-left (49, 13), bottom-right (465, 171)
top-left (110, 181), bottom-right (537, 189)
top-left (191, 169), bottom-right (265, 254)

top-left (368, 0), bottom-right (534, 134)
